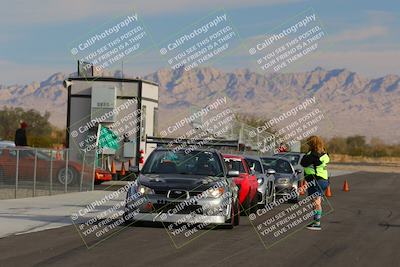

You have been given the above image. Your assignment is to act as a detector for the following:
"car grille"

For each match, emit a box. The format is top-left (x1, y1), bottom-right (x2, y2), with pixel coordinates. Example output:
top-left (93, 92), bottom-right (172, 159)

top-left (152, 202), bottom-right (203, 214)
top-left (154, 190), bottom-right (205, 199)
top-left (276, 188), bottom-right (292, 194)
top-left (168, 190), bottom-right (189, 199)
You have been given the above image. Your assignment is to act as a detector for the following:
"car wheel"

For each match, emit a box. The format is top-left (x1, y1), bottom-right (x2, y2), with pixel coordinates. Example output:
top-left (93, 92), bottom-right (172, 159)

top-left (264, 188), bottom-right (269, 205)
top-left (57, 167), bottom-right (78, 186)
top-left (258, 189), bottom-right (268, 208)
top-left (123, 211), bottom-right (133, 225)
top-left (233, 200), bottom-right (240, 226)
top-left (289, 188), bottom-right (299, 203)
top-left (250, 194), bottom-right (258, 214)
top-left (269, 183), bottom-right (276, 204)
top-left (241, 194), bottom-right (250, 214)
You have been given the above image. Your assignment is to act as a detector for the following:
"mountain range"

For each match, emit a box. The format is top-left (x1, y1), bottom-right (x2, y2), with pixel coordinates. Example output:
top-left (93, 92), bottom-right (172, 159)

top-left (0, 67), bottom-right (399, 142)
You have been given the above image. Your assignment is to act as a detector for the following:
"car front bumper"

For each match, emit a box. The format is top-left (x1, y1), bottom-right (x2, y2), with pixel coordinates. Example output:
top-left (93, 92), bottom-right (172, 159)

top-left (127, 212), bottom-right (227, 224)
top-left (125, 194), bottom-right (231, 225)
top-left (275, 183), bottom-right (297, 196)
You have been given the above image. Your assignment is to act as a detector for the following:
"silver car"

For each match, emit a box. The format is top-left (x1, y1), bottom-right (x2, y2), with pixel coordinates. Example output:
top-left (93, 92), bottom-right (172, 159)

top-left (273, 152), bottom-right (305, 180)
top-left (260, 156), bottom-right (302, 203)
top-left (124, 148), bottom-right (240, 228)
top-left (244, 155), bottom-right (275, 207)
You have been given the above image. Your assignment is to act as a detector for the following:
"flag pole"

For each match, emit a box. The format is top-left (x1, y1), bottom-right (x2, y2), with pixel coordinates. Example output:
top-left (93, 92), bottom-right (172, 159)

top-left (95, 123), bottom-right (102, 148)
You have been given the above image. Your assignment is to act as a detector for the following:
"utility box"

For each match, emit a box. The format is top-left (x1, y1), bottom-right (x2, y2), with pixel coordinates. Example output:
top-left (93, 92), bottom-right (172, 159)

top-left (65, 75), bottom-right (159, 172)
top-left (123, 142), bottom-right (135, 158)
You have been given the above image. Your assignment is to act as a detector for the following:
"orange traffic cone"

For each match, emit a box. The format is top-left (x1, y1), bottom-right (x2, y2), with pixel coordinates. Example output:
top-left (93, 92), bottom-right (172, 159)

top-left (111, 160), bottom-right (116, 174)
top-left (325, 185), bottom-right (332, 197)
top-left (343, 180), bottom-right (349, 192)
top-left (120, 163), bottom-right (126, 176)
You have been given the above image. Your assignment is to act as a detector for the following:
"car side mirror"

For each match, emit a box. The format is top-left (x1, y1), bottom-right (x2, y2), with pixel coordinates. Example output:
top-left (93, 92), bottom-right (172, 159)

top-left (227, 170), bottom-right (240, 177)
top-left (266, 169), bottom-right (276, 175)
top-left (295, 169), bottom-right (302, 174)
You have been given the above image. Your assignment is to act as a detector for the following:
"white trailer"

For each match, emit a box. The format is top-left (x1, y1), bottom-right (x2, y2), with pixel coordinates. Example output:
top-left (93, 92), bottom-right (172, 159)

top-left (65, 76), bottom-right (159, 174)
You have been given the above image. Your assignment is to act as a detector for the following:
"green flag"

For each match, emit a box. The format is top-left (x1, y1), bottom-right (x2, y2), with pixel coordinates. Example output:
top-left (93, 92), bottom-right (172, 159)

top-left (98, 125), bottom-right (119, 151)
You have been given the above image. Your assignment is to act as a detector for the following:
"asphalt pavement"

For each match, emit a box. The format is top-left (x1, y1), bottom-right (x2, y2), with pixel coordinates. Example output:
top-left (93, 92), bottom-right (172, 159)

top-left (0, 171), bottom-right (399, 267)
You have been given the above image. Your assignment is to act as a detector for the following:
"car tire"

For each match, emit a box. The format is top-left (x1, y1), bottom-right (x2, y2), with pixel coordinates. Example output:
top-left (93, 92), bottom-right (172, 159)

top-left (289, 188), bottom-right (299, 203)
top-left (233, 200), bottom-right (240, 226)
top-left (57, 167), bottom-right (78, 186)
top-left (241, 194), bottom-right (250, 214)
top-left (269, 183), bottom-right (276, 204)
top-left (250, 194), bottom-right (258, 214)
top-left (123, 211), bottom-right (134, 225)
top-left (258, 190), bottom-right (267, 208)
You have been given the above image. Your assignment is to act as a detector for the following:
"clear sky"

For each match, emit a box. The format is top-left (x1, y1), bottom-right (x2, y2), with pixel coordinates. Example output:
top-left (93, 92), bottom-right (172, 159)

top-left (0, 0), bottom-right (399, 84)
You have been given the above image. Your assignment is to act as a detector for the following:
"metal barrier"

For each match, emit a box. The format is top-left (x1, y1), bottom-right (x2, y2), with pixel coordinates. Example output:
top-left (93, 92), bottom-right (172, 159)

top-left (0, 147), bottom-right (96, 200)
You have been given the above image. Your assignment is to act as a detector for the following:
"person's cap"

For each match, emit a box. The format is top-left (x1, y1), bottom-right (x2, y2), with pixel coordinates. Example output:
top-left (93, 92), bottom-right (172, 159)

top-left (20, 122), bottom-right (28, 128)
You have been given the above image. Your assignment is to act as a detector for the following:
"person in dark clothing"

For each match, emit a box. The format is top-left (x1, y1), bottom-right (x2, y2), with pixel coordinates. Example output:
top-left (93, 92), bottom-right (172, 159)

top-left (14, 122), bottom-right (28, 146)
top-left (300, 135), bottom-right (330, 231)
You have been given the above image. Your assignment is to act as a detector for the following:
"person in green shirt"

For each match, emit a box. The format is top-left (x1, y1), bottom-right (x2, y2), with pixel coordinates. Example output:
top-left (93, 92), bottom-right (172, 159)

top-left (300, 135), bottom-right (330, 231)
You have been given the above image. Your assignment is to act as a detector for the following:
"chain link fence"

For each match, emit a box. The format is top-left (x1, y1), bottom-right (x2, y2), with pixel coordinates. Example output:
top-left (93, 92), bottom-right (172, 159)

top-left (0, 147), bottom-right (96, 200)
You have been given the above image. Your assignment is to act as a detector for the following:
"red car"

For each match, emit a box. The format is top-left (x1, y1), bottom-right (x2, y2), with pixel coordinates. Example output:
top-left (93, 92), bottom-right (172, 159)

top-left (94, 168), bottom-right (112, 184)
top-left (223, 154), bottom-right (258, 213)
top-left (0, 148), bottom-right (111, 186)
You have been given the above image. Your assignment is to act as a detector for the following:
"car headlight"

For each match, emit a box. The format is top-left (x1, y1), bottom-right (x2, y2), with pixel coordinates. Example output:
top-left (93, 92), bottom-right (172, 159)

top-left (276, 178), bottom-right (290, 184)
top-left (257, 178), bottom-right (264, 185)
top-left (137, 184), bottom-right (155, 195)
top-left (208, 187), bottom-right (225, 198)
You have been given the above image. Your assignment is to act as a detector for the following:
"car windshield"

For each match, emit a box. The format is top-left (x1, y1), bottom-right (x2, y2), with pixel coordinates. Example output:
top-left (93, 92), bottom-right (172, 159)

top-left (274, 154), bottom-right (300, 166)
top-left (141, 150), bottom-right (224, 177)
top-left (225, 158), bottom-right (246, 174)
top-left (261, 158), bottom-right (292, 174)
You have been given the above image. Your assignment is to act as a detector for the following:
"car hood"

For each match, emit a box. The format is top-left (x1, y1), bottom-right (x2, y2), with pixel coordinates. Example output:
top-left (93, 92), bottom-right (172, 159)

top-left (138, 173), bottom-right (227, 191)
